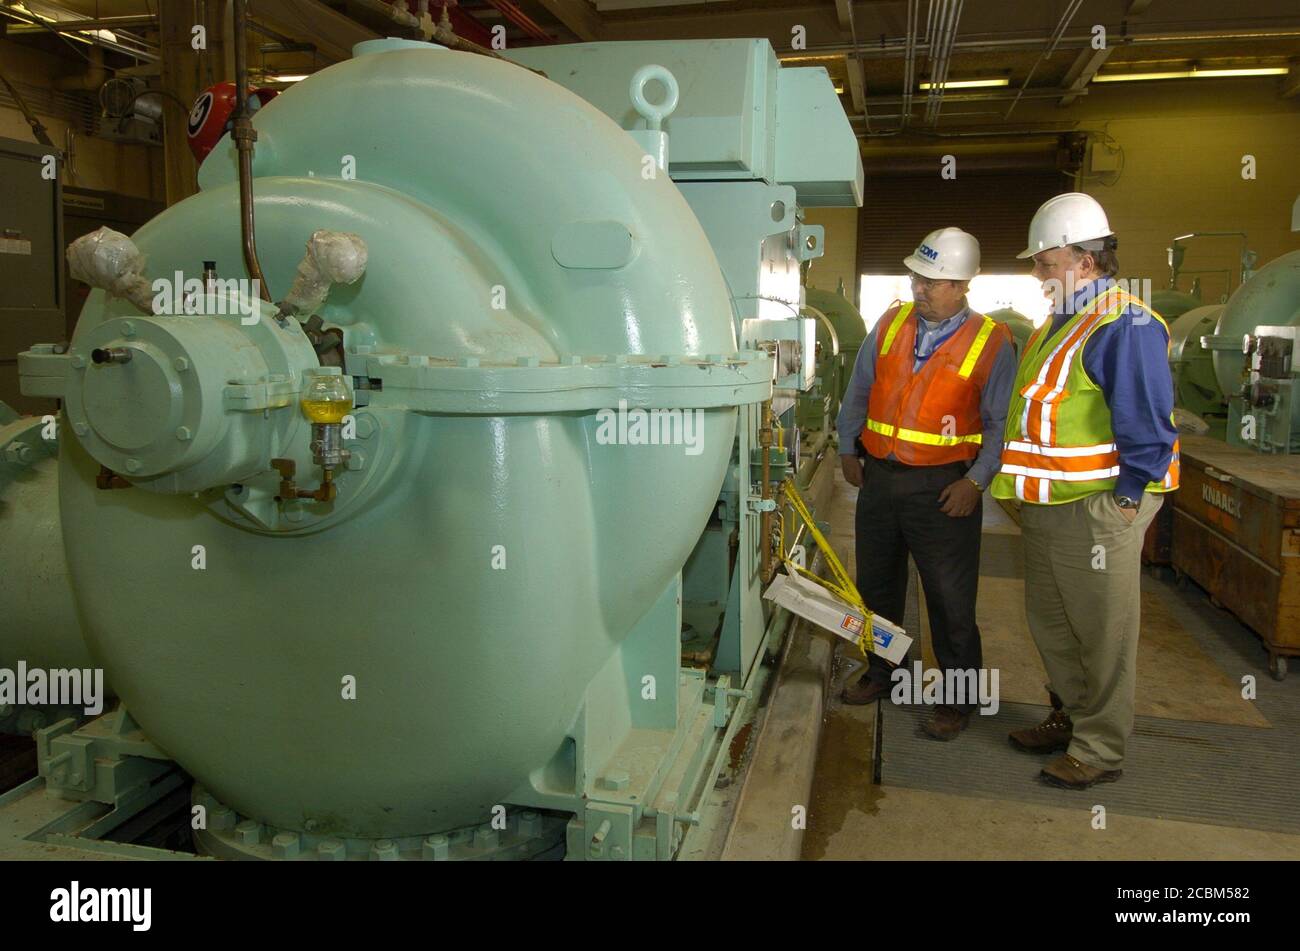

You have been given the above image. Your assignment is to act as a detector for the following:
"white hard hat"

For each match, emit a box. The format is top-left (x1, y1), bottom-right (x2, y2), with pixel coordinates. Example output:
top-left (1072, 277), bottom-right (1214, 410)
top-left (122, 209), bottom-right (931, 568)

top-left (902, 227), bottom-right (981, 281)
top-left (1018, 192), bottom-right (1114, 259)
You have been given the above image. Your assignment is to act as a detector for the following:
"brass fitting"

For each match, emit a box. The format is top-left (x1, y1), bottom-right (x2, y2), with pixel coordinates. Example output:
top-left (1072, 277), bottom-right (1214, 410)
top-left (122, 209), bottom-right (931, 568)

top-left (271, 457), bottom-right (337, 503)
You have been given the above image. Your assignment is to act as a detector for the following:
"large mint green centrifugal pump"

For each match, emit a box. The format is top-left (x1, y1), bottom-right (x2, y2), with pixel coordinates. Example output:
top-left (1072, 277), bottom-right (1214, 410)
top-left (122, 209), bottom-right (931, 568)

top-left (1203, 249), bottom-right (1300, 452)
top-left (7, 37), bottom-right (862, 860)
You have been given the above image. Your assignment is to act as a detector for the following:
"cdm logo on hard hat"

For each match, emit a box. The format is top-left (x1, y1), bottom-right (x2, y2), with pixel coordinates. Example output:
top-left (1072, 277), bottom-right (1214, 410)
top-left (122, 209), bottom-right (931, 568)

top-left (904, 228), bottom-right (980, 281)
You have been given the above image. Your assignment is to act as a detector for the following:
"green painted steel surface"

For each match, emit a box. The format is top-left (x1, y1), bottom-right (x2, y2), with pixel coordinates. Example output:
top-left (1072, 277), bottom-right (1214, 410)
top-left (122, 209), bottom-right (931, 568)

top-left (1151, 288), bottom-right (1203, 322)
top-left (1169, 304), bottom-right (1226, 423)
top-left (806, 287), bottom-right (866, 354)
top-left (505, 40), bottom-right (863, 207)
top-left (1215, 250), bottom-right (1300, 452)
top-left (986, 307), bottom-right (1035, 355)
top-left (7, 34), bottom-right (865, 857)
top-left (47, 42), bottom-right (751, 838)
top-left (806, 286), bottom-right (866, 405)
top-left (1211, 250), bottom-right (1300, 402)
top-left (0, 414), bottom-right (91, 676)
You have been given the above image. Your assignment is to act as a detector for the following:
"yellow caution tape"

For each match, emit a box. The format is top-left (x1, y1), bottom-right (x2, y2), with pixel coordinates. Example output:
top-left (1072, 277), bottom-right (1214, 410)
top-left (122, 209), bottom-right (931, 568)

top-left (779, 477), bottom-right (875, 656)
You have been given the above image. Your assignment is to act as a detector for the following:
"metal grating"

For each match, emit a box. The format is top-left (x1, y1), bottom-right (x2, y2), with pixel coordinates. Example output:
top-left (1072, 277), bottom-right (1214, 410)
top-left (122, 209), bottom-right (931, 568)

top-left (877, 572), bottom-right (1300, 834)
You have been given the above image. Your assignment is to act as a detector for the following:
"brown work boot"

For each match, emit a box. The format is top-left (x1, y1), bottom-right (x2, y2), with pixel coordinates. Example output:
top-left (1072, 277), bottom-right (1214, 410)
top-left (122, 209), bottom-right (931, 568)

top-left (1008, 705), bottom-right (1073, 754)
top-left (841, 675), bottom-right (891, 706)
top-left (1040, 753), bottom-right (1122, 789)
top-left (922, 705), bottom-right (970, 741)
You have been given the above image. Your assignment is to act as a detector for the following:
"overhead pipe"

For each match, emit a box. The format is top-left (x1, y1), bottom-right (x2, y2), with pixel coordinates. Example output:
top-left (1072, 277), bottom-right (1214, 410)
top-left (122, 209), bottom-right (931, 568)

top-left (350, 0), bottom-right (421, 30)
top-left (53, 44), bottom-right (109, 91)
top-left (0, 4), bottom-right (158, 60)
top-left (1004, 0), bottom-right (1082, 119)
top-left (809, 26), bottom-right (1300, 59)
top-left (921, 0), bottom-right (946, 125)
top-left (428, 4), bottom-right (547, 75)
top-left (480, 0), bottom-right (554, 44)
top-left (924, 0), bottom-right (964, 125)
top-left (861, 87), bottom-right (1087, 106)
top-left (856, 111), bottom-right (1008, 129)
top-left (919, 0), bottom-right (943, 124)
top-left (922, 0), bottom-right (955, 125)
top-left (248, 18), bottom-right (316, 54)
top-left (899, 0), bottom-right (919, 130)
top-left (845, 0), bottom-right (871, 133)
top-left (4, 13), bottom-right (156, 32)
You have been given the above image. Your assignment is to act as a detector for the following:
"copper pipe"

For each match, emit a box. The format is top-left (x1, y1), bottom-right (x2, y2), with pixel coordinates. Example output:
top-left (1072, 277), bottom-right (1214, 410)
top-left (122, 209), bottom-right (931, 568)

top-left (431, 4), bottom-right (547, 77)
top-left (232, 0), bottom-right (272, 302)
top-left (272, 458), bottom-right (336, 503)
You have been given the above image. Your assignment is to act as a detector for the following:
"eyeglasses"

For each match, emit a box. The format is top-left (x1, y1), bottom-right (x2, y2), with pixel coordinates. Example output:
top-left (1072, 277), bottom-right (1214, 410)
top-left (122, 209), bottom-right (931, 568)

top-left (908, 273), bottom-right (951, 290)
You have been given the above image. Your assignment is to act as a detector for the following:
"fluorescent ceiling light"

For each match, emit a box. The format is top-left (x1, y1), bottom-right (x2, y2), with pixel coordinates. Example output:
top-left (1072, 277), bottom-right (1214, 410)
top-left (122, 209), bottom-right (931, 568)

top-left (1094, 67), bottom-right (1288, 82)
top-left (1, 1), bottom-right (157, 59)
top-left (919, 78), bottom-right (1010, 90)
top-left (268, 74), bottom-right (310, 83)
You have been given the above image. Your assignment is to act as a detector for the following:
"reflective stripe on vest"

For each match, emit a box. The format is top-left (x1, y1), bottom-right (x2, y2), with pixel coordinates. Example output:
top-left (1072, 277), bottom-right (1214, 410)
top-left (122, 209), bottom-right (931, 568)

top-left (1018, 289), bottom-right (1132, 447)
top-left (990, 286), bottom-right (1180, 504)
top-left (877, 302), bottom-right (997, 381)
top-left (861, 302), bottom-right (1007, 465)
top-left (959, 316), bottom-right (997, 379)
top-left (865, 419), bottom-right (983, 447)
top-left (878, 303), bottom-right (912, 356)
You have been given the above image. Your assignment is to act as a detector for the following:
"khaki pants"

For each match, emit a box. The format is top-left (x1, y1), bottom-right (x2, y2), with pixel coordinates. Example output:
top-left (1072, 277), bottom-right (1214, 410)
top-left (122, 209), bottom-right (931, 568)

top-left (1019, 491), bottom-right (1162, 769)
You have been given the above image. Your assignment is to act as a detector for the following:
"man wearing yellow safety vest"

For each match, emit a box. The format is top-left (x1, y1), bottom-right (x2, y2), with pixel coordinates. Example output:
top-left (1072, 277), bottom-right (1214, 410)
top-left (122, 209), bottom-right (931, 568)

top-left (992, 192), bottom-right (1179, 789)
top-left (837, 228), bottom-right (1014, 740)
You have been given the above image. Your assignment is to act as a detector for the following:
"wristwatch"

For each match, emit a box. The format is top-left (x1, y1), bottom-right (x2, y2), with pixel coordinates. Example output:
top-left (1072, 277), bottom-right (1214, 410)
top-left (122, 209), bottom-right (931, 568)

top-left (1113, 494), bottom-right (1139, 510)
top-left (966, 476), bottom-right (983, 492)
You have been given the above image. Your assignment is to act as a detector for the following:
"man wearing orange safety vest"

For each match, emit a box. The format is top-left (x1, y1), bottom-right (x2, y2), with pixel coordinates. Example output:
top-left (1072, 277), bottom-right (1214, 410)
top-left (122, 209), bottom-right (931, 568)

top-left (837, 228), bottom-right (1014, 741)
top-left (992, 193), bottom-right (1179, 789)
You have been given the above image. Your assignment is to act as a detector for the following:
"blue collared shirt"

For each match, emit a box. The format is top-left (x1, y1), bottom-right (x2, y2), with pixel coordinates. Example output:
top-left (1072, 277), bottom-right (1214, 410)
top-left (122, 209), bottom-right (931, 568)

top-left (913, 307), bottom-right (970, 370)
top-left (1041, 278), bottom-right (1178, 500)
top-left (836, 301), bottom-right (1016, 488)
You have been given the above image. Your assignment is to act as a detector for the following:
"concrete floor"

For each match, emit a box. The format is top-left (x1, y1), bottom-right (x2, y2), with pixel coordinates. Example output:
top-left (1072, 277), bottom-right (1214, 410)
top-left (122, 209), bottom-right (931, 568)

top-left (802, 470), bottom-right (1300, 861)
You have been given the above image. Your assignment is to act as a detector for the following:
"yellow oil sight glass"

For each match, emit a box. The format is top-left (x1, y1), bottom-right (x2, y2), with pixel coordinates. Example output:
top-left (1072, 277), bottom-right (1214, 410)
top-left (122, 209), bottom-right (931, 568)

top-left (300, 366), bottom-right (353, 473)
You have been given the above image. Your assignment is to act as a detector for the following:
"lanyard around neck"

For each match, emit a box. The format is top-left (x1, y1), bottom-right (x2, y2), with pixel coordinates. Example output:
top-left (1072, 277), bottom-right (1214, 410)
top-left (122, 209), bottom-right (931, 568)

top-left (914, 310), bottom-right (964, 362)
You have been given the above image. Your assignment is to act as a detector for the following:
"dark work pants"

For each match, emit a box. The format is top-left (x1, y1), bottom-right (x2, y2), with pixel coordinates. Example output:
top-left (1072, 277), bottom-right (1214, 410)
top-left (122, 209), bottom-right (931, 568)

top-left (854, 455), bottom-right (984, 711)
